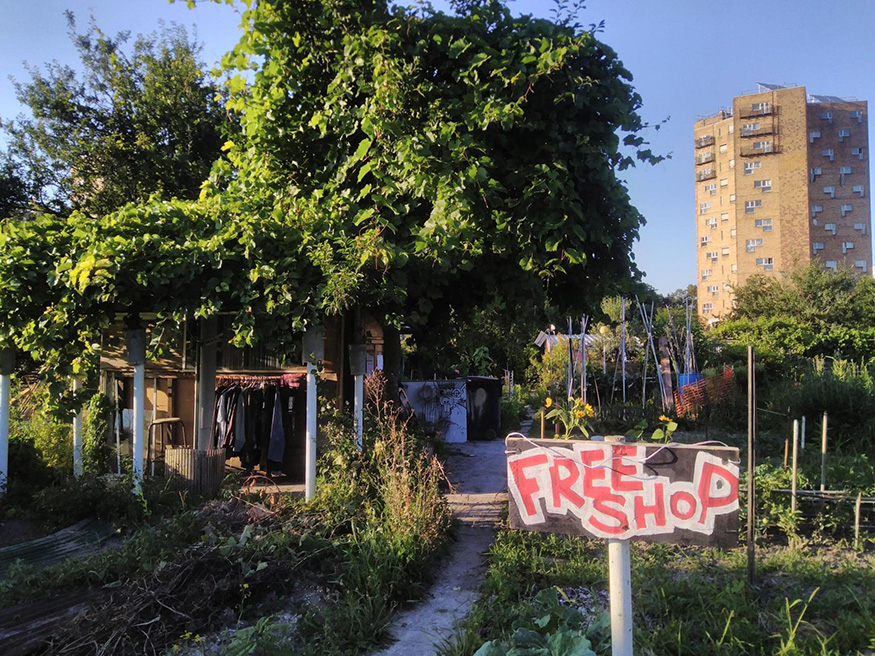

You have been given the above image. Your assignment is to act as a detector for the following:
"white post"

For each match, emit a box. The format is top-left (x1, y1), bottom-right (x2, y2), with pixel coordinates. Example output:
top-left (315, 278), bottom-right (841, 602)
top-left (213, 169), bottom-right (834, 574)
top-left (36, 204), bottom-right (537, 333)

top-left (349, 344), bottom-right (367, 451)
top-left (820, 412), bottom-right (828, 493)
top-left (126, 326), bottom-right (146, 493)
top-left (608, 538), bottom-right (634, 656)
top-left (0, 348), bottom-right (13, 495)
top-left (72, 378), bottom-right (83, 477)
top-left (195, 316), bottom-right (217, 451)
top-left (303, 327), bottom-right (324, 501)
top-left (800, 415), bottom-right (806, 451)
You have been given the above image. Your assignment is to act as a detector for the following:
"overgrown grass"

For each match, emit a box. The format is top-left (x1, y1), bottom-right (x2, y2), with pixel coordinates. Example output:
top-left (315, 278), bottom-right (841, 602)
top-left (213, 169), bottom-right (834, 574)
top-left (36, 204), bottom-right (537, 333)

top-left (442, 530), bottom-right (875, 656)
top-left (1, 389), bottom-right (453, 656)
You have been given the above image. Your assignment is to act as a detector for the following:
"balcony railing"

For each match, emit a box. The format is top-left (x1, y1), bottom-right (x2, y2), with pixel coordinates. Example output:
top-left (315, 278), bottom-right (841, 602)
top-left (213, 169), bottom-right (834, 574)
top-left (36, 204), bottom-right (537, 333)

top-left (739, 144), bottom-right (781, 157)
top-left (696, 169), bottom-right (717, 182)
top-left (740, 125), bottom-right (775, 138)
top-left (695, 135), bottom-right (715, 149)
top-left (739, 106), bottom-right (776, 119)
top-left (696, 152), bottom-right (715, 165)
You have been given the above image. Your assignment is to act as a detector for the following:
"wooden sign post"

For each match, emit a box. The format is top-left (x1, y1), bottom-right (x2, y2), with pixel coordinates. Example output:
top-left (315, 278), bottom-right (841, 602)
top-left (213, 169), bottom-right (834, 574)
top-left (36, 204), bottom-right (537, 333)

top-left (506, 437), bottom-right (740, 655)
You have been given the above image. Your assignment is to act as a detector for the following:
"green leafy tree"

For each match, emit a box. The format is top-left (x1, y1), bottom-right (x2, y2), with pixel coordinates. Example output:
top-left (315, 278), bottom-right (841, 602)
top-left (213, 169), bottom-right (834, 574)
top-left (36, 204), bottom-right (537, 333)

top-left (717, 264), bottom-right (875, 360)
top-left (2, 13), bottom-right (231, 217)
top-left (0, 0), bottom-right (665, 395)
top-left (207, 0), bottom-right (662, 376)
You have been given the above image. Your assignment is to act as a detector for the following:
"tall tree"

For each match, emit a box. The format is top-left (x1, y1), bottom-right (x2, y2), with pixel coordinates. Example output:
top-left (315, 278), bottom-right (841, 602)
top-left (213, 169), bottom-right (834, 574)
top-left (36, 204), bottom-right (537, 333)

top-left (2, 12), bottom-right (230, 217)
top-left (208, 0), bottom-right (662, 353)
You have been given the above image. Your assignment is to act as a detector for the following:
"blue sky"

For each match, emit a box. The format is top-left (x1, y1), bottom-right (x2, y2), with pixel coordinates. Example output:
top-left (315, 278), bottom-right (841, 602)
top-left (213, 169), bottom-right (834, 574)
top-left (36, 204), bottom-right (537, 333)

top-left (2, 0), bottom-right (873, 294)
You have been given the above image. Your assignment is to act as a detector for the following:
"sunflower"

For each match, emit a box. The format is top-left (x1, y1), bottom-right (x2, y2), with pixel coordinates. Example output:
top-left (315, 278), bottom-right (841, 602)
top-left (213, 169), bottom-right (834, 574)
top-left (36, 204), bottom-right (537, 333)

top-left (659, 414), bottom-right (671, 422)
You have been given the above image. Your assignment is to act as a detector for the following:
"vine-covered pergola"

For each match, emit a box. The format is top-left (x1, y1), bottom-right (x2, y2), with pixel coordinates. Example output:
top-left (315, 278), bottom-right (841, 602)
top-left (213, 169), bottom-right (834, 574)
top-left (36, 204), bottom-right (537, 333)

top-left (0, 0), bottom-right (661, 496)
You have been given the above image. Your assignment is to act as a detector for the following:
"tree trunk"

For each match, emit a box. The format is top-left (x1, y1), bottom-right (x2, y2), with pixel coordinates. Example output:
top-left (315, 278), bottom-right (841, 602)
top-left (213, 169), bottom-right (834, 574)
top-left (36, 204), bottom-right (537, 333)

top-left (381, 321), bottom-right (402, 405)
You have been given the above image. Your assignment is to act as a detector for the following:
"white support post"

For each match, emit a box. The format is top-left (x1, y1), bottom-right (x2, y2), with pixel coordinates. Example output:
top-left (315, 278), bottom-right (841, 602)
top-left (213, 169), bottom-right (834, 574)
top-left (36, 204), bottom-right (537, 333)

top-left (303, 327), bottom-right (324, 501)
top-left (72, 378), bottom-right (83, 477)
top-left (0, 348), bottom-right (13, 495)
top-left (126, 326), bottom-right (146, 494)
top-left (349, 344), bottom-right (367, 451)
top-left (354, 374), bottom-right (364, 450)
top-left (608, 538), bottom-right (634, 656)
top-left (195, 316), bottom-right (217, 451)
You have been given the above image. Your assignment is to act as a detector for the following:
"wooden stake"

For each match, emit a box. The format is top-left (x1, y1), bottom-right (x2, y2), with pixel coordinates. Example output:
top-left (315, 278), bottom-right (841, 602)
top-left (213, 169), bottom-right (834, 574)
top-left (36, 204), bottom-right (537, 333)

top-left (855, 492), bottom-right (862, 549)
top-left (746, 346), bottom-right (756, 590)
top-left (791, 419), bottom-right (799, 514)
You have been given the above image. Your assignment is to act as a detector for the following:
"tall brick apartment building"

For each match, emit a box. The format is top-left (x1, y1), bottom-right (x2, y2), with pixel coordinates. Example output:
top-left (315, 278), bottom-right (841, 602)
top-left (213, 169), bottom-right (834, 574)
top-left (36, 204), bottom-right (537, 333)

top-left (694, 84), bottom-right (871, 323)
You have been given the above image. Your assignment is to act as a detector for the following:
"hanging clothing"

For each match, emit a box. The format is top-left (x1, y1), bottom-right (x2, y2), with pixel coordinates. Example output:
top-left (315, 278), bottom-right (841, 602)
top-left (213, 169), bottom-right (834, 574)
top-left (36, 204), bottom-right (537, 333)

top-left (268, 386), bottom-right (285, 463)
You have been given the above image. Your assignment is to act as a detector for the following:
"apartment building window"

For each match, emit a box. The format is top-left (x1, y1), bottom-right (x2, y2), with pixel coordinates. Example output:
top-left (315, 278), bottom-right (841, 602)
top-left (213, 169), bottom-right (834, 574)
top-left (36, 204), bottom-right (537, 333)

top-left (855, 260), bottom-right (867, 272)
top-left (754, 179), bottom-right (772, 192)
top-left (731, 263), bottom-right (738, 273)
top-left (811, 205), bottom-right (824, 217)
top-left (729, 158), bottom-right (735, 169)
top-left (706, 251), bottom-right (719, 260)
top-left (742, 122), bottom-right (760, 136)
top-left (699, 201), bottom-right (711, 215)
top-left (705, 217), bottom-right (718, 228)
top-left (854, 222), bottom-right (867, 235)
top-left (745, 200), bottom-right (762, 213)
top-left (701, 269), bottom-right (713, 280)
top-left (755, 218), bottom-right (773, 231)
top-left (719, 143), bottom-right (728, 154)
top-left (702, 302), bottom-right (713, 314)
top-left (841, 203), bottom-right (853, 217)
top-left (752, 102), bottom-right (770, 113)
top-left (722, 247), bottom-right (730, 255)
top-left (720, 178), bottom-right (729, 188)
top-left (824, 222), bottom-right (837, 235)
top-left (852, 147), bottom-right (864, 160)
top-left (707, 285), bottom-right (719, 294)
top-left (821, 110), bottom-right (833, 123)
top-left (701, 235), bottom-right (713, 246)
top-left (721, 212), bottom-right (729, 222)
top-left (842, 241), bottom-right (854, 254)
top-left (825, 260), bottom-right (838, 270)
top-left (839, 129), bottom-right (850, 143)
top-left (756, 257), bottom-right (774, 270)
top-left (840, 166), bottom-right (852, 185)
top-left (704, 183), bottom-right (717, 195)
top-left (730, 228), bottom-right (737, 238)
top-left (810, 167), bottom-right (822, 182)
top-left (744, 161), bottom-right (761, 175)
top-left (809, 130), bottom-right (822, 143)
top-left (729, 193), bottom-right (736, 203)
top-left (822, 148), bottom-right (834, 161)
top-left (850, 110), bottom-right (863, 122)
top-left (812, 242), bottom-right (824, 254)
top-left (723, 282), bottom-right (732, 291)
top-left (746, 238), bottom-right (763, 252)
top-left (753, 140), bottom-right (772, 152)
top-left (823, 185), bottom-right (835, 198)
top-left (853, 185), bottom-right (865, 197)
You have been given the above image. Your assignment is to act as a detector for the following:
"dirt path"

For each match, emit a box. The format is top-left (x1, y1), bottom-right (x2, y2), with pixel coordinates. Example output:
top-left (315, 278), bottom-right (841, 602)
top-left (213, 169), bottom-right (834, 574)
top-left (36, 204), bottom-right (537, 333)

top-left (371, 426), bottom-right (522, 656)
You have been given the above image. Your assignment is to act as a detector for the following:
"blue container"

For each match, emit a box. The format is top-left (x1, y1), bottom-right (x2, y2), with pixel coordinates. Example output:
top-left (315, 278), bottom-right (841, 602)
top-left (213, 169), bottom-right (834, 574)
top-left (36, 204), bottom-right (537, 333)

top-left (677, 373), bottom-right (704, 396)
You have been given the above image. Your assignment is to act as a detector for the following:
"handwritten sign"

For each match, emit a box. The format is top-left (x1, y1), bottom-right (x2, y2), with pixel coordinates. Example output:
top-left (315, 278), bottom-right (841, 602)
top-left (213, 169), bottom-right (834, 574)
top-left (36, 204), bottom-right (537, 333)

top-left (506, 438), bottom-right (740, 548)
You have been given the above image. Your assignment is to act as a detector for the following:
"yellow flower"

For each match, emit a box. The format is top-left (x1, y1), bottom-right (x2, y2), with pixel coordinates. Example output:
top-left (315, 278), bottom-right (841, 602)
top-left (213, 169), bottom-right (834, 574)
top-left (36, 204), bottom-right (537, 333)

top-left (659, 415), bottom-right (671, 422)
top-left (574, 409), bottom-right (585, 419)
top-left (545, 397), bottom-right (553, 408)
top-left (584, 404), bottom-right (595, 418)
